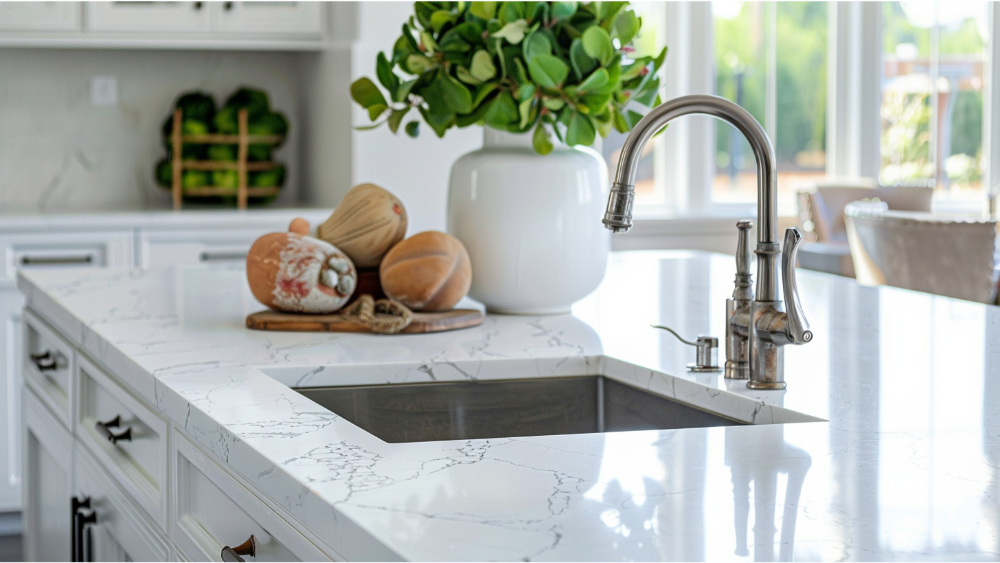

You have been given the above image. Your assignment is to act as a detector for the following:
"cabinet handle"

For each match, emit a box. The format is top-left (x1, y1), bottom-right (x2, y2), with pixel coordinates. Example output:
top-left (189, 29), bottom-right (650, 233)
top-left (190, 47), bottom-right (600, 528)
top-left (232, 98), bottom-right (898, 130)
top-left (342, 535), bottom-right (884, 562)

top-left (221, 535), bottom-right (256, 562)
top-left (224, 1), bottom-right (234, 10)
top-left (29, 351), bottom-right (58, 372)
top-left (20, 255), bottom-right (93, 266)
top-left (94, 415), bottom-right (132, 444)
top-left (199, 251), bottom-right (247, 262)
top-left (72, 496), bottom-right (96, 563)
top-left (194, 1), bottom-right (203, 8)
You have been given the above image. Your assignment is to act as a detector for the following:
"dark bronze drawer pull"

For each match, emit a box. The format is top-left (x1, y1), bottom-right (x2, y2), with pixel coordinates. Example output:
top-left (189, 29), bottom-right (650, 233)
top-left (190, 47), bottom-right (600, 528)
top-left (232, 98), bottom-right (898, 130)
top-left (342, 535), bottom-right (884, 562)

top-left (71, 496), bottom-right (96, 562)
top-left (221, 535), bottom-right (256, 562)
top-left (20, 255), bottom-right (93, 266)
top-left (94, 415), bottom-right (132, 444)
top-left (29, 351), bottom-right (58, 371)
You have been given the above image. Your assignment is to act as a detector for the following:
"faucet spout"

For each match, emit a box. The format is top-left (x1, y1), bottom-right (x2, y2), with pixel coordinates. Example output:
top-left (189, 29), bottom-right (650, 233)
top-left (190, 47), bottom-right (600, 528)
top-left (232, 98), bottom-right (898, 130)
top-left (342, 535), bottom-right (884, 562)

top-left (604, 94), bottom-right (778, 301)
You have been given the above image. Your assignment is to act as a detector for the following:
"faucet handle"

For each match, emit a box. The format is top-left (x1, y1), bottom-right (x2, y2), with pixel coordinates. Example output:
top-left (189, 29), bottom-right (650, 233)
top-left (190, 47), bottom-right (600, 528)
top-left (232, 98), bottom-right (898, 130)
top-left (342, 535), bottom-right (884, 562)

top-left (781, 228), bottom-right (813, 344)
top-left (735, 220), bottom-right (753, 276)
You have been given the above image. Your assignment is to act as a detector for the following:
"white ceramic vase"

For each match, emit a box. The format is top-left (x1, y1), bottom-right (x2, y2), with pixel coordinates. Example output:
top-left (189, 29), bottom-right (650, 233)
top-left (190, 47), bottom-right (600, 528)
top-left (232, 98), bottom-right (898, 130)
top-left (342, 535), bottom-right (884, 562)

top-left (447, 128), bottom-right (610, 315)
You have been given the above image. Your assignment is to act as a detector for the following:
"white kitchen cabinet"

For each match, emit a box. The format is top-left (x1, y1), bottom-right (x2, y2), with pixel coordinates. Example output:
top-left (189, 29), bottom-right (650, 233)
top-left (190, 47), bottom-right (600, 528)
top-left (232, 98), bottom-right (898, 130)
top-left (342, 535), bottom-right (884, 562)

top-left (210, 2), bottom-right (323, 34)
top-left (0, 230), bottom-right (133, 289)
top-left (0, 2), bottom-right (81, 31)
top-left (0, 290), bottom-right (25, 512)
top-left (139, 229), bottom-right (263, 268)
top-left (22, 387), bottom-right (73, 562)
top-left (86, 2), bottom-right (211, 33)
top-left (75, 447), bottom-right (171, 562)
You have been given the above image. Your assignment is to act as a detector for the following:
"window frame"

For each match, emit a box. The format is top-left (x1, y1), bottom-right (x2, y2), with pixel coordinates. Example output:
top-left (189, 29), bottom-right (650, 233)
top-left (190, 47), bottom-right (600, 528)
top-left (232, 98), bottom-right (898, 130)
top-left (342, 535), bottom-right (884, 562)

top-left (620, 0), bottom-right (999, 242)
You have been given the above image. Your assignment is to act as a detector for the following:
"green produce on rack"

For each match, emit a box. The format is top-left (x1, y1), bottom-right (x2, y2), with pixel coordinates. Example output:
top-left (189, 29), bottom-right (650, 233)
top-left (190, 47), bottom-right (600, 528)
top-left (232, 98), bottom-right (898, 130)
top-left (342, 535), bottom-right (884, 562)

top-left (155, 158), bottom-right (172, 187)
top-left (249, 165), bottom-right (286, 188)
top-left (182, 170), bottom-right (209, 190)
top-left (212, 170), bottom-right (239, 190)
top-left (207, 144), bottom-right (237, 161)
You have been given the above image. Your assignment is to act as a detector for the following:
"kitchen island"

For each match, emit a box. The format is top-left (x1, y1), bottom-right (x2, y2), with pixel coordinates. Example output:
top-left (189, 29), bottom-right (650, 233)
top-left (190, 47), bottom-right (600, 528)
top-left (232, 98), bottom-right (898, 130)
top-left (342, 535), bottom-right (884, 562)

top-left (17, 250), bottom-right (1000, 561)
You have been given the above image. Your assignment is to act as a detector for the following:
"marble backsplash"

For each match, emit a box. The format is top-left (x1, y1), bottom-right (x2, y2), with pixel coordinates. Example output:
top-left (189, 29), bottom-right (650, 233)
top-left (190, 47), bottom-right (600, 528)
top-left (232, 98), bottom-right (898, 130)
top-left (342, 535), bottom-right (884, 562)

top-left (0, 48), bottom-right (303, 212)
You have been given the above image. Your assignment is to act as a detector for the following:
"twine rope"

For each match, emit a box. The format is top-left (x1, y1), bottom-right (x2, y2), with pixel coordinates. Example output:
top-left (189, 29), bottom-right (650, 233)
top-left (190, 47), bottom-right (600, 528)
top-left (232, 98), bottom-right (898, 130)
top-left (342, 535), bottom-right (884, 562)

top-left (340, 294), bottom-right (414, 334)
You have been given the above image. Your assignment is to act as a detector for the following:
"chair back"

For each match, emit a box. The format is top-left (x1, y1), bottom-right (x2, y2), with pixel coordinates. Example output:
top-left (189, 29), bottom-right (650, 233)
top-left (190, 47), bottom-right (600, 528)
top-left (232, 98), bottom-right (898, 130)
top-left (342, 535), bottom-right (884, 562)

top-left (844, 201), bottom-right (998, 304)
top-left (798, 181), bottom-right (933, 242)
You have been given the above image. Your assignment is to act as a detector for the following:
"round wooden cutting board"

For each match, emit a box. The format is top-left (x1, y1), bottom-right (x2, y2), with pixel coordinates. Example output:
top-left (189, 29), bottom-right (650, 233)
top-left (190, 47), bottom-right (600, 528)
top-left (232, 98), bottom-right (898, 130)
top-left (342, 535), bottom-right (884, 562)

top-left (246, 308), bottom-right (484, 334)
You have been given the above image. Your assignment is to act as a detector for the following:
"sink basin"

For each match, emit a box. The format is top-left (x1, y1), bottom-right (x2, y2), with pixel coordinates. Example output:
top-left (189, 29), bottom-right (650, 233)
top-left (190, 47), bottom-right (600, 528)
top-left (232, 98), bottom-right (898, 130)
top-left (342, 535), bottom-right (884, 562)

top-left (295, 376), bottom-right (743, 443)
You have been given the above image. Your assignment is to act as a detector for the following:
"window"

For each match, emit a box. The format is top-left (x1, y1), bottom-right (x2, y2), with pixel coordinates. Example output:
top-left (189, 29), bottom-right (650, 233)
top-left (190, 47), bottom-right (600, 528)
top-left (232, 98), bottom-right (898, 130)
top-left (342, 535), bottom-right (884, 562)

top-left (713, 2), bottom-right (828, 212)
top-left (880, 2), bottom-right (987, 203)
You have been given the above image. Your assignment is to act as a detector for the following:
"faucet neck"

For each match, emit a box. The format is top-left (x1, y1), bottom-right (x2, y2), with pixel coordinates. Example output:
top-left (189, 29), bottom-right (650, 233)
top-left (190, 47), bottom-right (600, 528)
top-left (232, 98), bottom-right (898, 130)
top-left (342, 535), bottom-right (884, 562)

top-left (604, 94), bottom-right (779, 300)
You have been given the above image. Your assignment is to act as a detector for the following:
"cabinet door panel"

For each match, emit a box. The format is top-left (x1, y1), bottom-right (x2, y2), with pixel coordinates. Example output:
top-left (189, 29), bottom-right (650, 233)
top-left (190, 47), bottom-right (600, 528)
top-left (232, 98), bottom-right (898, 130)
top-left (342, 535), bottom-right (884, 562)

top-left (22, 388), bottom-right (72, 562)
top-left (86, 1), bottom-right (210, 32)
top-left (76, 447), bottom-right (170, 562)
top-left (211, 2), bottom-right (322, 33)
top-left (0, 2), bottom-right (81, 31)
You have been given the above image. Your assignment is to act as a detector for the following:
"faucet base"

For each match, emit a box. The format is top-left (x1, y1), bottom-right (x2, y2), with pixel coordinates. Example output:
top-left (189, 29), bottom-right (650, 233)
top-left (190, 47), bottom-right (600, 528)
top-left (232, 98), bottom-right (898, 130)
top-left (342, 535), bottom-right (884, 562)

top-left (746, 380), bottom-right (787, 390)
top-left (724, 361), bottom-right (749, 379)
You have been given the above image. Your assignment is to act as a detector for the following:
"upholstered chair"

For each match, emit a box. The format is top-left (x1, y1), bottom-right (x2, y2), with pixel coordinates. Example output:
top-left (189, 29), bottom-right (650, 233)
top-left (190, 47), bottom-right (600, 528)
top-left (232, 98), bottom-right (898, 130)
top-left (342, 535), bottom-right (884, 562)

top-left (796, 181), bottom-right (933, 277)
top-left (844, 201), bottom-right (999, 304)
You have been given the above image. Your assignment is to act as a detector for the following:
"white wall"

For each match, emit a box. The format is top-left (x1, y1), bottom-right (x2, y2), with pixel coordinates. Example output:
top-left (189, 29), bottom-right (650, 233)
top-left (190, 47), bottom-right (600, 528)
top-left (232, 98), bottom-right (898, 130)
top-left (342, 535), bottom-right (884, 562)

top-left (0, 48), bottom-right (304, 212)
top-left (349, 2), bottom-right (482, 235)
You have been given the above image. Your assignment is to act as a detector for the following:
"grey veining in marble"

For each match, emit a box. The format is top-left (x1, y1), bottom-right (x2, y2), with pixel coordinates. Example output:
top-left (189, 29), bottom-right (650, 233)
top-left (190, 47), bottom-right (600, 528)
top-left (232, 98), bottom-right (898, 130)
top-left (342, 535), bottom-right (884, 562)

top-left (18, 250), bottom-right (1000, 561)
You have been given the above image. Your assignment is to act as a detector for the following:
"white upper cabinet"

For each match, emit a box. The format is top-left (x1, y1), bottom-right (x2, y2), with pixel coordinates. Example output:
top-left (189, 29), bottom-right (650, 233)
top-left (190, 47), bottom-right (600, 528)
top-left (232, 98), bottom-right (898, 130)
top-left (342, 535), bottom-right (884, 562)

top-left (0, 2), bottom-right (81, 31)
top-left (211, 1), bottom-right (323, 34)
top-left (86, 2), bottom-right (211, 33)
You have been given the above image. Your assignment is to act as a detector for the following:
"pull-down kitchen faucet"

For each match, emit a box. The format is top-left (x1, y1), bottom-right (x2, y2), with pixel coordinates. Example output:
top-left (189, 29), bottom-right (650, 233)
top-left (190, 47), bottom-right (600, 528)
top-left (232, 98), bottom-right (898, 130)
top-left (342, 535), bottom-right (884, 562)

top-left (602, 94), bottom-right (812, 389)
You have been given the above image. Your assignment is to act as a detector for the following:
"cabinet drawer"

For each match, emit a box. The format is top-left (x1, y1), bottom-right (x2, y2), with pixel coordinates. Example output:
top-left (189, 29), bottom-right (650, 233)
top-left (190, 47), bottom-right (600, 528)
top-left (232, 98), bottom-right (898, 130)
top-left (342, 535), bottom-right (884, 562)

top-left (23, 309), bottom-right (74, 430)
top-left (77, 356), bottom-right (168, 528)
top-left (1, 230), bottom-right (133, 289)
top-left (172, 429), bottom-right (329, 562)
top-left (76, 447), bottom-right (170, 562)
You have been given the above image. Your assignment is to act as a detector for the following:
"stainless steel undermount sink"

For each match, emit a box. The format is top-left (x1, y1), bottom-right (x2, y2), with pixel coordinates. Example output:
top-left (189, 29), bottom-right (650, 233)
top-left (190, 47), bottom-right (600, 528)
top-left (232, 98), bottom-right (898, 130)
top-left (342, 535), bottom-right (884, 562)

top-left (294, 376), bottom-right (744, 443)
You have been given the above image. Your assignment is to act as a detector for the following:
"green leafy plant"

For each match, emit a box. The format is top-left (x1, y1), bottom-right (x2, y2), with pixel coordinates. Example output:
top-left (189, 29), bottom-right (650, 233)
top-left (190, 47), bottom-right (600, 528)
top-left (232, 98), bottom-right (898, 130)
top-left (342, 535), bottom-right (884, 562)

top-left (350, 1), bottom-right (666, 154)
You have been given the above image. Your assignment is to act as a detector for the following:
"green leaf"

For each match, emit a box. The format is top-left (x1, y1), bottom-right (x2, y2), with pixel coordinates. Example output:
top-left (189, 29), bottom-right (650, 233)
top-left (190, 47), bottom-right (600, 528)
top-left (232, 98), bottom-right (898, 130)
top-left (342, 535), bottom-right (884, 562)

top-left (388, 106), bottom-right (411, 133)
top-left (418, 106), bottom-right (453, 137)
top-left (582, 26), bottom-right (615, 66)
top-left (350, 78), bottom-right (388, 110)
top-left (551, 1), bottom-right (577, 21)
top-left (395, 79), bottom-right (417, 103)
top-left (518, 98), bottom-right (536, 128)
top-left (367, 103), bottom-right (389, 121)
top-left (570, 39), bottom-right (598, 80)
top-left (470, 50), bottom-right (497, 81)
top-left (439, 72), bottom-right (473, 114)
top-left (578, 68), bottom-right (609, 92)
top-left (401, 23), bottom-right (421, 53)
top-left (613, 109), bottom-right (629, 133)
top-left (516, 83), bottom-right (536, 102)
top-left (456, 97), bottom-right (492, 126)
top-left (430, 10), bottom-right (456, 33)
top-left (406, 54), bottom-right (438, 74)
top-left (492, 19), bottom-right (528, 44)
top-left (542, 98), bottom-right (566, 111)
top-left (483, 91), bottom-right (518, 128)
top-left (522, 29), bottom-right (552, 62)
top-left (469, 1), bottom-right (497, 20)
top-left (376, 52), bottom-right (399, 97)
top-left (653, 46), bottom-right (668, 70)
top-left (420, 30), bottom-right (439, 53)
top-left (598, 1), bottom-right (628, 25)
top-left (528, 54), bottom-right (569, 88)
top-left (532, 122), bottom-right (553, 154)
top-left (513, 58), bottom-right (529, 83)
top-left (456, 66), bottom-right (482, 85)
top-left (566, 112), bottom-right (596, 146)
top-left (473, 83), bottom-right (499, 107)
top-left (614, 9), bottom-right (639, 45)
top-left (498, 2), bottom-right (524, 25)
top-left (405, 121), bottom-right (420, 137)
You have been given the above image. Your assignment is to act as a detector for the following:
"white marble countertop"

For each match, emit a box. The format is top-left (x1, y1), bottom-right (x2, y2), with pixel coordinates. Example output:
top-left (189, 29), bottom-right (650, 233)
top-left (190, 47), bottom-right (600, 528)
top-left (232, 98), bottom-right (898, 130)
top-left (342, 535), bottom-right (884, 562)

top-left (18, 250), bottom-right (1000, 561)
